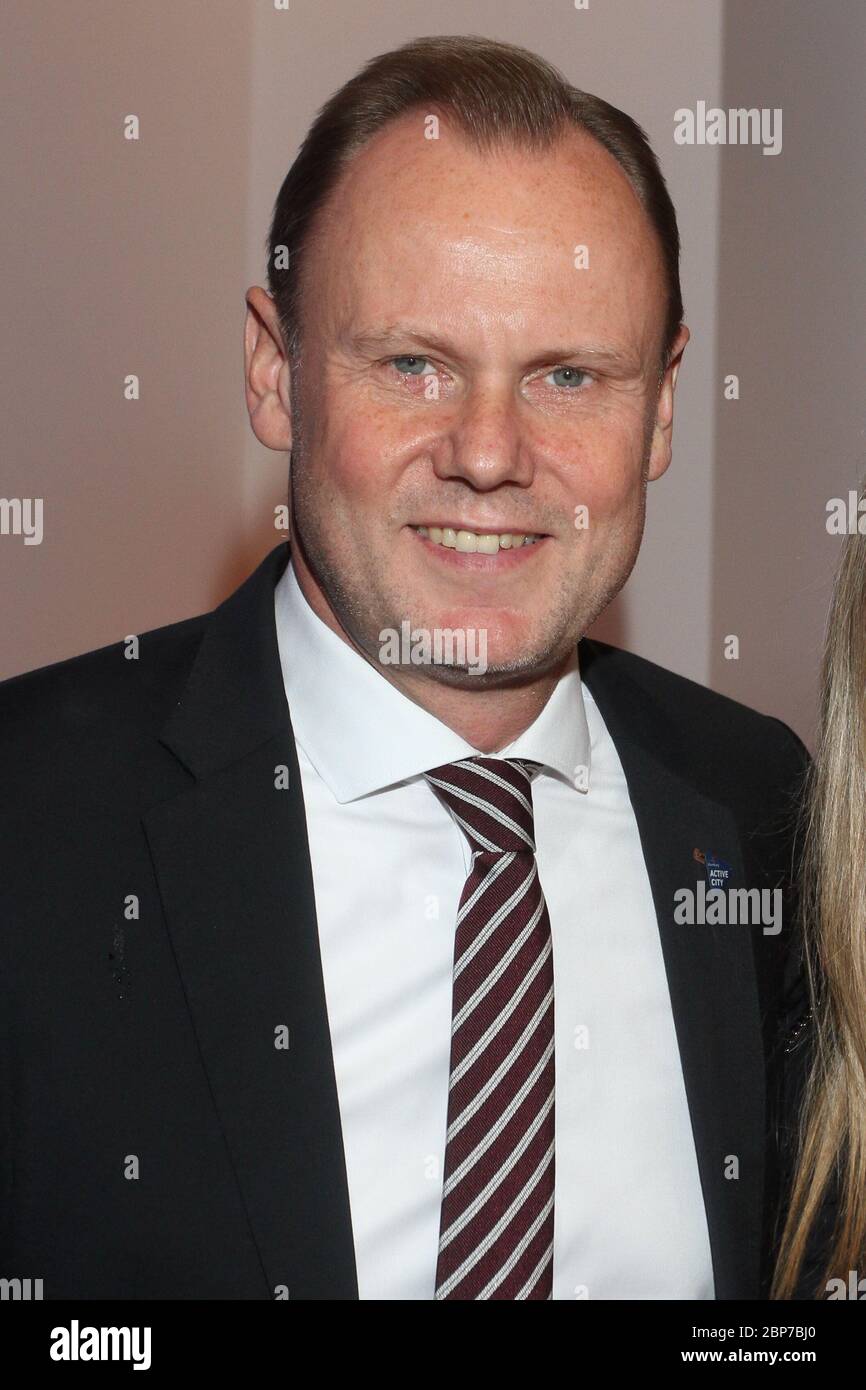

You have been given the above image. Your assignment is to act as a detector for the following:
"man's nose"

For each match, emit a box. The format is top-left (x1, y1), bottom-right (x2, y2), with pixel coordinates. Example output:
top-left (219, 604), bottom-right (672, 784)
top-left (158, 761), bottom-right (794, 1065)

top-left (433, 385), bottom-right (534, 490)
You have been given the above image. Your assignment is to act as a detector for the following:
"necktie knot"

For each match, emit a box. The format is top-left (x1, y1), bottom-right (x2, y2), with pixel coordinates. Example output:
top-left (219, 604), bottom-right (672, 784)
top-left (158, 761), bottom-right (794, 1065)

top-left (424, 756), bottom-right (541, 856)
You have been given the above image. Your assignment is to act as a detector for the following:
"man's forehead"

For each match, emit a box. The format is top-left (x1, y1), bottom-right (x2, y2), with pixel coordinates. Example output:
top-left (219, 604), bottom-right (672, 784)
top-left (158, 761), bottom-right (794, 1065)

top-left (304, 112), bottom-right (666, 364)
top-left (311, 116), bottom-right (661, 288)
top-left (323, 111), bottom-right (649, 239)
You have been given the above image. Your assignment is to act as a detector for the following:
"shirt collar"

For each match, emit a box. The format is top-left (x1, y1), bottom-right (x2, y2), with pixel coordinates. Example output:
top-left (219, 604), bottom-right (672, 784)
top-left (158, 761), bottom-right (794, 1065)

top-left (274, 552), bottom-right (591, 804)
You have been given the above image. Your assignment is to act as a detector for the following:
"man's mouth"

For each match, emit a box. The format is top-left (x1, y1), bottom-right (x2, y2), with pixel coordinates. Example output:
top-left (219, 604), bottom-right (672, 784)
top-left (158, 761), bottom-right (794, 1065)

top-left (410, 524), bottom-right (544, 554)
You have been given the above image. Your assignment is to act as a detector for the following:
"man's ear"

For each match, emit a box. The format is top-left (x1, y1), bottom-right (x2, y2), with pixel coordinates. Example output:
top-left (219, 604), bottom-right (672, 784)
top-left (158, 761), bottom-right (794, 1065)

top-left (244, 286), bottom-right (293, 451)
top-left (647, 323), bottom-right (690, 482)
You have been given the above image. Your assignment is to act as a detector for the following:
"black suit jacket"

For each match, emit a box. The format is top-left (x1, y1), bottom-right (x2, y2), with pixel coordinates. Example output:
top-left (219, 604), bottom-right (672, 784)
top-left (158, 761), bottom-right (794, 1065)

top-left (0, 543), bottom-right (810, 1299)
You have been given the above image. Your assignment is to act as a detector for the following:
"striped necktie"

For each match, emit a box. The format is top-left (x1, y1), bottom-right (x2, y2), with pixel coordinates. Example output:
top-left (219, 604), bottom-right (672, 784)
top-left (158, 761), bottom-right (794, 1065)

top-left (423, 756), bottom-right (555, 1300)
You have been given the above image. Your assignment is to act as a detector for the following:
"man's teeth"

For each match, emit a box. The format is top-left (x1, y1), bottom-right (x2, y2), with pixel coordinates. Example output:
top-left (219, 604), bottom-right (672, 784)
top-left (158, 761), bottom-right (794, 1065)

top-left (413, 526), bottom-right (542, 553)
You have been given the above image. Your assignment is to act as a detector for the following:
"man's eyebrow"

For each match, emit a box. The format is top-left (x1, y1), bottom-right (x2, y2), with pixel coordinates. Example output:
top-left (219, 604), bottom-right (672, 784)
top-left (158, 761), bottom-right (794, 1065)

top-left (348, 327), bottom-right (456, 356)
top-left (347, 326), bottom-right (640, 371)
top-left (522, 345), bottom-right (640, 371)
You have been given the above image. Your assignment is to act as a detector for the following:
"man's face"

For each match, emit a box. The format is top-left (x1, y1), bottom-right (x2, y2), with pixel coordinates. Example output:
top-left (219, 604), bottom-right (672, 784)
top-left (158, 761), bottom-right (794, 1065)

top-left (280, 114), bottom-right (683, 685)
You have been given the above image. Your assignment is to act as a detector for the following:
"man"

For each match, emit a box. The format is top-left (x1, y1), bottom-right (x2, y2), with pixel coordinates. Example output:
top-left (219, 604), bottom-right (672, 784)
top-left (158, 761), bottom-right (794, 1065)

top-left (0, 36), bottom-right (808, 1300)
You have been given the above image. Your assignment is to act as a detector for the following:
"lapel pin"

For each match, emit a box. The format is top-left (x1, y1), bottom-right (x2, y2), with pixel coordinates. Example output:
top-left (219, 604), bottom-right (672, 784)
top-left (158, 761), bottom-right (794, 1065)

top-left (693, 847), bottom-right (732, 889)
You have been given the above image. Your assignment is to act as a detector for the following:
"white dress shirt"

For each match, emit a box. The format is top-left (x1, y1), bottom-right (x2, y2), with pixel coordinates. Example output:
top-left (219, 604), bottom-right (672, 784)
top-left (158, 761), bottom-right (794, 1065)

top-left (274, 555), bottom-right (714, 1300)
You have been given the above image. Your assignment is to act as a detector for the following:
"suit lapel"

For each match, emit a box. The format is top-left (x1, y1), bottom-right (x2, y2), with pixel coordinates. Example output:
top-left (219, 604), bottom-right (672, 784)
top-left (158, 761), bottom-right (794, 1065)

top-left (143, 543), bottom-right (358, 1299)
top-left (580, 639), bottom-right (765, 1299)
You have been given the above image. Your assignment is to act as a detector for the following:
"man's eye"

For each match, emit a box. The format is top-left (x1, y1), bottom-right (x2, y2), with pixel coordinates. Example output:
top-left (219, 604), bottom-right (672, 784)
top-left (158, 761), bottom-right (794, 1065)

top-left (390, 355), bottom-right (433, 376)
top-left (544, 366), bottom-right (591, 389)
